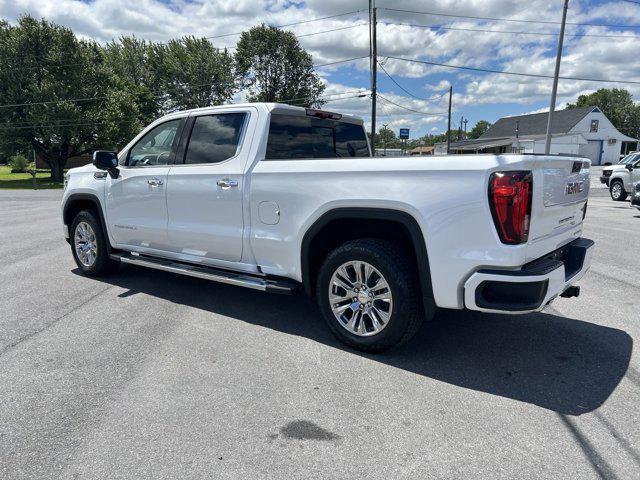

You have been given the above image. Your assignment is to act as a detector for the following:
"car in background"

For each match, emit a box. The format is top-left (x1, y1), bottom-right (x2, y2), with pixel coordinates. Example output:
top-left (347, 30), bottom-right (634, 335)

top-left (632, 181), bottom-right (640, 210)
top-left (601, 152), bottom-right (640, 201)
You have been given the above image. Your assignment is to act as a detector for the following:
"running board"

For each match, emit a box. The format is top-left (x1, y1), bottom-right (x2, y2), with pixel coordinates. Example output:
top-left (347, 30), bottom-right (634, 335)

top-left (110, 253), bottom-right (297, 294)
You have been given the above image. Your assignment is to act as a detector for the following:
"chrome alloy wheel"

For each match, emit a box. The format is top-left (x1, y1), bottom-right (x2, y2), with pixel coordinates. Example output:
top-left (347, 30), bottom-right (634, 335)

top-left (328, 261), bottom-right (393, 337)
top-left (74, 221), bottom-right (98, 267)
top-left (611, 182), bottom-right (622, 199)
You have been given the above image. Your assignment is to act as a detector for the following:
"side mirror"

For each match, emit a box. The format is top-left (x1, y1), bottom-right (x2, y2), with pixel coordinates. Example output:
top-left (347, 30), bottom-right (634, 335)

top-left (625, 163), bottom-right (634, 171)
top-left (93, 150), bottom-right (119, 178)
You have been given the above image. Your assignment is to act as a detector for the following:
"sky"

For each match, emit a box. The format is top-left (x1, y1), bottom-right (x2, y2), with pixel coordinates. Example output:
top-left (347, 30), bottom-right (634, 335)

top-left (1, 0), bottom-right (639, 139)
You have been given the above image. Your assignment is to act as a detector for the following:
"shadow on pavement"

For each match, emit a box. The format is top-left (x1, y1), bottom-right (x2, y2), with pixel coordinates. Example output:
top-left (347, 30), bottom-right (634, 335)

top-left (76, 265), bottom-right (633, 416)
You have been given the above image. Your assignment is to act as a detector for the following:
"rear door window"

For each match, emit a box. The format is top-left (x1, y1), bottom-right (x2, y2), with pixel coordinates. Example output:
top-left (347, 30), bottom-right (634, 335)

top-left (266, 113), bottom-right (369, 160)
top-left (335, 122), bottom-right (370, 157)
top-left (183, 113), bottom-right (246, 164)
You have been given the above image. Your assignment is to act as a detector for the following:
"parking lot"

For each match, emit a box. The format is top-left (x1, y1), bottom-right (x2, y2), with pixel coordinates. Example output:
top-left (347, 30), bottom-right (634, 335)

top-left (1, 176), bottom-right (638, 479)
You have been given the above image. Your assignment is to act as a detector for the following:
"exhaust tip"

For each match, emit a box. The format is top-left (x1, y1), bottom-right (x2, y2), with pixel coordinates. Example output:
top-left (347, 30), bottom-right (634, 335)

top-left (560, 286), bottom-right (580, 298)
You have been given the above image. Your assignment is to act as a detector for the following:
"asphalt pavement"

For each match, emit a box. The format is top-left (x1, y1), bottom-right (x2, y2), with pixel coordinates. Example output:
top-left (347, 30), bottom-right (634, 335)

top-left (0, 179), bottom-right (638, 480)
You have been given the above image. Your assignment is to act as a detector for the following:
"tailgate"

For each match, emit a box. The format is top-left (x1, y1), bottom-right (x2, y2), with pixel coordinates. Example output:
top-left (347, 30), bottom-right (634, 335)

top-left (528, 158), bottom-right (589, 242)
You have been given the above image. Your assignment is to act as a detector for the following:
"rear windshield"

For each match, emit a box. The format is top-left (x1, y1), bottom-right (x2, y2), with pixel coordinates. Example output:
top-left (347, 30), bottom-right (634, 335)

top-left (265, 113), bottom-right (370, 160)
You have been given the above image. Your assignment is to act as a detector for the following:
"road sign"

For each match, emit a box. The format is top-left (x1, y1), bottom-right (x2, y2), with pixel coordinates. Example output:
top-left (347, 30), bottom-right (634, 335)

top-left (399, 128), bottom-right (410, 139)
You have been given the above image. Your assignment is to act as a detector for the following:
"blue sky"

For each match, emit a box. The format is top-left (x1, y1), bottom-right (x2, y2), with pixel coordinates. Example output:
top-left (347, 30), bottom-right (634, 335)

top-left (1, 0), bottom-right (639, 138)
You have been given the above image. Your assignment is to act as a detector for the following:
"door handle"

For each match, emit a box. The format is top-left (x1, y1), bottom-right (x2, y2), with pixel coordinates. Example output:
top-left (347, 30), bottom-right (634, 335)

top-left (147, 177), bottom-right (164, 187)
top-left (216, 178), bottom-right (238, 189)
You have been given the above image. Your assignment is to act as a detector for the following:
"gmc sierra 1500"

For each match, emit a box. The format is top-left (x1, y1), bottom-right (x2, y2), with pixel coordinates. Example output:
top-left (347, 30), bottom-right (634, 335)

top-left (62, 103), bottom-right (594, 352)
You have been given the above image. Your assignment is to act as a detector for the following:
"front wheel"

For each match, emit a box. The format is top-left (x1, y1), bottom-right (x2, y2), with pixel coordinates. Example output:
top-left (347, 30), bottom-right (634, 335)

top-left (70, 210), bottom-right (119, 276)
top-left (316, 239), bottom-right (424, 353)
top-left (610, 180), bottom-right (628, 201)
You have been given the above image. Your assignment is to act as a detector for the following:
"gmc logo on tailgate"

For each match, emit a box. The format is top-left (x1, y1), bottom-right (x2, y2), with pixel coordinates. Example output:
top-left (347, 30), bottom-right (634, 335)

top-left (565, 181), bottom-right (584, 195)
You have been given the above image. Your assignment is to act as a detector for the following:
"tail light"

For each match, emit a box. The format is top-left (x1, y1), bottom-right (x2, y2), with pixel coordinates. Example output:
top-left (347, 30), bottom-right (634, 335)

top-left (305, 108), bottom-right (342, 120)
top-left (489, 171), bottom-right (532, 245)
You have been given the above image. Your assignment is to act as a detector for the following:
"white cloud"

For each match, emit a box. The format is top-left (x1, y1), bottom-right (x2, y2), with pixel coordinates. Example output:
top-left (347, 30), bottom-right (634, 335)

top-left (2, 0), bottom-right (638, 137)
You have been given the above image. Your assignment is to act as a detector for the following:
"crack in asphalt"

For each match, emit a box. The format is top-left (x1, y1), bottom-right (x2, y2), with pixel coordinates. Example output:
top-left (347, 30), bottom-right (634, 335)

top-left (0, 284), bottom-right (114, 357)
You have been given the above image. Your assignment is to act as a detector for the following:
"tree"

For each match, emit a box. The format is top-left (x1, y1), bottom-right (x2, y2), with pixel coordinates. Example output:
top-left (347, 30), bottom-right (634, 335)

top-left (567, 88), bottom-right (640, 140)
top-left (103, 36), bottom-right (164, 125)
top-left (468, 120), bottom-right (492, 139)
top-left (0, 16), bottom-right (140, 181)
top-left (376, 126), bottom-right (400, 149)
top-left (234, 25), bottom-right (325, 107)
top-left (154, 37), bottom-right (236, 111)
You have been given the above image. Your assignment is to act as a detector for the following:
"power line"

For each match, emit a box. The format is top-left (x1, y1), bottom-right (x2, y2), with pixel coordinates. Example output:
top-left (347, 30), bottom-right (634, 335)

top-left (202, 9), bottom-right (366, 40)
top-left (0, 89), bottom-right (369, 128)
top-left (297, 22), bottom-right (368, 38)
top-left (0, 96), bottom-right (368, 130)
top-left (275, 89), bottom-right (369, 104)
top-left (0, 121), bottom-right (113, 131)
top-left (377, 62), bottom-right (449, 101)
top-left (376, 94), bottom-right (448, 116)
top-left (381, 21), bottom-right (640, 39)
top-left (0, 56), bottom-right (369, 109)
top-left (314, 55), bottom-right (369, 68)
top-left (385, 55), bottom-right (640, 85)
top-left (380, 7), bottom-right (640, 30)
top-left (3, 25), bottom-right (365, 74)
top-left (284, 92), bottom-right (369, 107)
top-left (0, 96), bottom-right (109, 109)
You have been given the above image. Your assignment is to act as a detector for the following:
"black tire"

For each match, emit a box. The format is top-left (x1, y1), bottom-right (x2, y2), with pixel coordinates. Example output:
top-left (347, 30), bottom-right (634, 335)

top-left (316, 239), bottom-right (425, 353)
top-left (70, 209), bottom-right (119, 276)
top-left (610, 180), bottom-right (627, 201)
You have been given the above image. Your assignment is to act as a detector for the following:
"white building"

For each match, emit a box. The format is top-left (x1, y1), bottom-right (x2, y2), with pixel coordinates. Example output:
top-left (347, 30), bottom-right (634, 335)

top-left (434, 106), bottom-right (638, 165)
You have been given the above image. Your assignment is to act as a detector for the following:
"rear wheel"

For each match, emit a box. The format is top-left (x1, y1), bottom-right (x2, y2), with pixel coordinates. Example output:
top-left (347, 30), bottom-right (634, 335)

top-left (316, 239), bottom-right (424, 353)
top-left (70, 210), bottom-right (119, 276)
top-left (610, 180), bottom-right (627, 201)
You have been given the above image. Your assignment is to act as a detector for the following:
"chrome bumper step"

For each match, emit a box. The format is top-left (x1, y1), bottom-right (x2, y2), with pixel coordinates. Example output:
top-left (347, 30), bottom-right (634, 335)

top-left (110, 253), bottom-right (297, 294)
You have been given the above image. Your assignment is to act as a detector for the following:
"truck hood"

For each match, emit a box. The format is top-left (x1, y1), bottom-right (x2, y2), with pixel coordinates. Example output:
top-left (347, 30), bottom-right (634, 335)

top-left (603, 164), bottom-right (627, 172)
top-left (68, 163), bottom-right (97, 174)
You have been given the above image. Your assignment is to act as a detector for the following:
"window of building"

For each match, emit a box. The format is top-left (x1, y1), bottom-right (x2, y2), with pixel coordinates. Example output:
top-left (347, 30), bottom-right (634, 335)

top-left (590, 119), bottom-right (599, 133)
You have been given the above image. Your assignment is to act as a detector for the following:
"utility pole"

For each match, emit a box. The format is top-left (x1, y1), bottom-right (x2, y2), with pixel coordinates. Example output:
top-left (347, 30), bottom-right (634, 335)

top-left (458, 116), bottom-right (464, 141)
top-left (544, 0), bottom-right (569, 154)
top-left (463, 118), bottom-right (468, 136)
top-left (370, 4), bottom-right (378, 154)
top-left (381, 123), bottom-right (388, 155)
top-left (447, 85), bottom-right (453, 154)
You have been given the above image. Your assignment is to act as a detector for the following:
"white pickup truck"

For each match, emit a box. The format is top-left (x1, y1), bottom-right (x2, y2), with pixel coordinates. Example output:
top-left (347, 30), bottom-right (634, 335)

top-left (62, 103), bottom-right (593, 352)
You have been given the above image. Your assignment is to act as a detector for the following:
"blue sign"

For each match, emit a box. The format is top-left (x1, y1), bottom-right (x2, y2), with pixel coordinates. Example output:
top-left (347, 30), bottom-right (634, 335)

top-left (399, 128), bottom-right (410, 139)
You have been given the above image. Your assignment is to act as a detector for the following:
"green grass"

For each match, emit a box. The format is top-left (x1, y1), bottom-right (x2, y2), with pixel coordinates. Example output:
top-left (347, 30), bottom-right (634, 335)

top-left (0, 165), bottom-right (64, 189)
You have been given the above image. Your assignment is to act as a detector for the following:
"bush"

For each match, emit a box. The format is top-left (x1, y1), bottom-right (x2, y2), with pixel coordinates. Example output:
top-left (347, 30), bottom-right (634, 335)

top-left (9, 155), bottom-right (30, 173)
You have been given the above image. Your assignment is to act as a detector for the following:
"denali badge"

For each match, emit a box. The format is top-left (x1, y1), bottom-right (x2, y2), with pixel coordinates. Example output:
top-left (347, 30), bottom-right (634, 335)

top-left (565, 181), bottom-right (584, 195)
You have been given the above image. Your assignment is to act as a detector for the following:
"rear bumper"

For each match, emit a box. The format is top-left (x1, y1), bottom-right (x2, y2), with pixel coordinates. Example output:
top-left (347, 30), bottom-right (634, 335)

top-left (599, 176), bottom-right (610, 186)
top-left (464, 238), bottom-right (594, 314)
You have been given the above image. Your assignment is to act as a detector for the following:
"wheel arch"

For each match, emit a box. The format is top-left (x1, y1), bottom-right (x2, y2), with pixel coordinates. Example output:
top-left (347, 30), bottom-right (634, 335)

top-left (300, 207), bottom-right (435, 312)
top-left (63, 193), bottom-right (111, 250)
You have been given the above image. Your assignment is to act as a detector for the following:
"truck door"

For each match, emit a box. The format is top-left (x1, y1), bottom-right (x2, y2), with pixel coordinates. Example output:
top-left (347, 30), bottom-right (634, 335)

top-left (105, 118), bottom-right (184, 250)
top-left (631, 157), bottom-right (640, 189)
top-left (165, 109), bottom-right (255, 263)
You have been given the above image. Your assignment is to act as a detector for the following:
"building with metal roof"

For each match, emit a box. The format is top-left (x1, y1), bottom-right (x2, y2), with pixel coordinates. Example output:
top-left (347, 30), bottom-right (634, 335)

top-left (434, 107), bottom-right (638, 164)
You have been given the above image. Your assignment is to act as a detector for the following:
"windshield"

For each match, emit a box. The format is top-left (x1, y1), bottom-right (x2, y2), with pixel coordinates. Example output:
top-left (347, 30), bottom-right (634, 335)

top-left (619, 153), bottom-right (639, 164)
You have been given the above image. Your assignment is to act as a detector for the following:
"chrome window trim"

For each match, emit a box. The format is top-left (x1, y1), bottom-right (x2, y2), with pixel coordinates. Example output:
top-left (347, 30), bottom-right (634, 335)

top-left (172, 110), bottom-right (250, 168)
